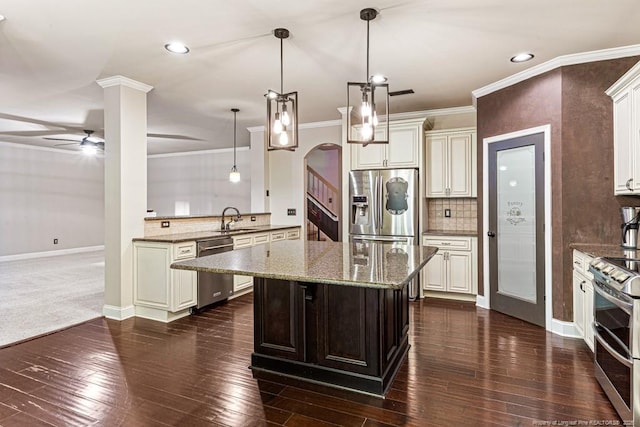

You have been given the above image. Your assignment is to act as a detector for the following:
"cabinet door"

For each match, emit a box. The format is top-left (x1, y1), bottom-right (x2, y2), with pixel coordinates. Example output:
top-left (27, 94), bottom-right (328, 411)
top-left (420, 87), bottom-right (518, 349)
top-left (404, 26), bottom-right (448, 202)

top-left (572, 270), bottom-right (586, 338)
top-left (351, 143), bottom-right (386, 169)
top-left (423, 252), bottom-right (446, 291)
top-left (386, 125), bottom-right (419, 168)
top-left (134, 244), bottom-right (170, 309)
top-left (426, 135), bottom-right (448, 197)
top-left (233, 274), bottom-right (253, 293)
top-left (632, 83), bottom-right (640, 193)
top-left (351, 128), bottom-right (387, 169)
top-left (171, 269), bottom-right (197, 312)
top-left (447, 251), bottom-right (472, 294)
top-left (448, 133), bottom-right (474, 197)
top-left (613, 92), bottom-right (634, 194)
top-left (253, 279), bottom-right (304, 361)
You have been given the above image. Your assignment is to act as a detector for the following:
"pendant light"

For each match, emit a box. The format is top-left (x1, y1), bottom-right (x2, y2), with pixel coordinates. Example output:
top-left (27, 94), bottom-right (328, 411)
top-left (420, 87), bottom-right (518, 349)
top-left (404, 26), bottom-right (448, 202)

top-left (266, 28), bottom-right (299, 151)
top-left (346, 8), bottom-right (389, 145)
top-left (229, 108), bottom-right (241, 183)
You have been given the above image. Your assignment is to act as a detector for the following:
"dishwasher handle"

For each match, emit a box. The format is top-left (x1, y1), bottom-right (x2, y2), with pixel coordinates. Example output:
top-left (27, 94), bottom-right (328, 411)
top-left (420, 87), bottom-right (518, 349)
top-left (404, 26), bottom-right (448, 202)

top-left (199, 243), bottom-right (234, 252)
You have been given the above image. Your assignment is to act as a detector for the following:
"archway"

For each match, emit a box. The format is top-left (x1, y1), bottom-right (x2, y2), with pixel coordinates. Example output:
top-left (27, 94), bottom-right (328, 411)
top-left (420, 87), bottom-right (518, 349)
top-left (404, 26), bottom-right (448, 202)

top-left (304, 143), bottom-right (342, 241)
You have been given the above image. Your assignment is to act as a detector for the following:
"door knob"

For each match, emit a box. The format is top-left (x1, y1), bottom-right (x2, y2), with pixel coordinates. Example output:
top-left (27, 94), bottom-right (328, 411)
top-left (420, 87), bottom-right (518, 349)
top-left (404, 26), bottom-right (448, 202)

top-left (487, 231), bottom-right (496, 237)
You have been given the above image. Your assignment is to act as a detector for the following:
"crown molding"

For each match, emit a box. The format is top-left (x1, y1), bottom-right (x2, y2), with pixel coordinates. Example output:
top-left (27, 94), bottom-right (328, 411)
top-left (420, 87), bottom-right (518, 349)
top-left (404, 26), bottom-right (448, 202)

top-left (472, 44), bottom-right (640, 103)
top-left (96, 75), bottom-right (154, 93)
top-left (606, 59), bottom-right (640, 97)
top-left (147, 145), bottom-right (250, 159)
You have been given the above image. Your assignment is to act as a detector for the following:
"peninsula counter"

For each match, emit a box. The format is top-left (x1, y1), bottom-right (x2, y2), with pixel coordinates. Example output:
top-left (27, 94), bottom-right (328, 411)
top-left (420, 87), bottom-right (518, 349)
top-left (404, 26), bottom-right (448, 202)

top-left (171, 240), bottom-right (437, 396)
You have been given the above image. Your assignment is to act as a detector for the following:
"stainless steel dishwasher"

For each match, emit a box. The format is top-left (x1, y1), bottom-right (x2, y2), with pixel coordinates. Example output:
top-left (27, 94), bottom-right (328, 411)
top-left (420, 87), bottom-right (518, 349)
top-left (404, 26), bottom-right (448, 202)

top-left (195, 237), bottom-right (234, 309)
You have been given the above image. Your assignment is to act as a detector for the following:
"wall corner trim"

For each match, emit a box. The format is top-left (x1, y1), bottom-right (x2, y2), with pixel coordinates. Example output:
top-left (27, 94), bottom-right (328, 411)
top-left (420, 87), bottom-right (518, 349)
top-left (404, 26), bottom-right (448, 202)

top-left (551, 318), bottom-right (581, 338)
top-left (103, 304), bottom-right (135, 321)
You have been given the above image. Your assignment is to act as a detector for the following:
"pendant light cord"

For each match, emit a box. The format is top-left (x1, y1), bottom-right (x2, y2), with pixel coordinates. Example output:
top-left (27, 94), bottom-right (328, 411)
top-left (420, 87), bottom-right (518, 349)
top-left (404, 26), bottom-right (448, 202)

top-left (366, 18), bottom-right (370, 82)
top-left (233, 110), bottom-right (237, 167)
top-left (280, 37), bottom-right (284, 94)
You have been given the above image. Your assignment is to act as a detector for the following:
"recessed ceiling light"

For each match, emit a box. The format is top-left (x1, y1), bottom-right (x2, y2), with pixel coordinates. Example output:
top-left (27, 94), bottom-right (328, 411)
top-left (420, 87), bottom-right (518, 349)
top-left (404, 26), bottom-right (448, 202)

top-left (164, 42), bottom-right (190, 54)
top-left (510, 53), bottom-right (534, 63)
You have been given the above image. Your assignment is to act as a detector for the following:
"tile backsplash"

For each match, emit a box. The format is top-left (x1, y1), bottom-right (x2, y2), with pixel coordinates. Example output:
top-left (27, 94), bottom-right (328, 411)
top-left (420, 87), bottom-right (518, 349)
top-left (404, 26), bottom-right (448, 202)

top-left (427, 198), bottom-right (478, 232)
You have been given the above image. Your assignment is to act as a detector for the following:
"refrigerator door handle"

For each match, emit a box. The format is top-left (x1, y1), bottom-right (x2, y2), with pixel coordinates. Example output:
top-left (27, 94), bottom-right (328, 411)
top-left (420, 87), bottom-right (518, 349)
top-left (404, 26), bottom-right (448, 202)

top-left (378, 174), bottom-right (384, 231)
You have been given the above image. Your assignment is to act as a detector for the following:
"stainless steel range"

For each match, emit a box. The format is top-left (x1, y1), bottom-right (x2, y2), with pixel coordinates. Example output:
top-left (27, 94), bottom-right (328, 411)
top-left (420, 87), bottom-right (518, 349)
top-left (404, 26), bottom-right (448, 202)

top-left (589, 255), bottom-right (640, 426)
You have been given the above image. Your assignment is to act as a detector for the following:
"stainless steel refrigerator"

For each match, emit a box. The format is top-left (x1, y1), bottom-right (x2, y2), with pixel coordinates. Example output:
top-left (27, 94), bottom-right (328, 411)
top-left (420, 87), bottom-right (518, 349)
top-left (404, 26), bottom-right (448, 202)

top-left (349, 168), bottom-right (418, 244)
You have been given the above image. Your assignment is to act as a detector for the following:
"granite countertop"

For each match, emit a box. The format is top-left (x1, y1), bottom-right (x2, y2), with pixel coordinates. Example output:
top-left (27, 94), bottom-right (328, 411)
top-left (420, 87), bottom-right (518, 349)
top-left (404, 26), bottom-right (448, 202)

top-left (423, 230), bottom-right (478, 237)
top-left (569, 243), bottom-right (638, 259)
top-left (171, 240), bottom-right (438, 290)
top-left (133, 225), bottom-right (300, 243)
top-left (145, 212), bottom-right (270, 221)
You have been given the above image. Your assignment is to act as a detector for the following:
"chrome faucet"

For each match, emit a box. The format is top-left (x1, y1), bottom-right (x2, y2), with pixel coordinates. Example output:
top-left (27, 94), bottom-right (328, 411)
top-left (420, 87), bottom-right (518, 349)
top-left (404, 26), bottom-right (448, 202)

top-left (221, 207), bottom-right (242, 231)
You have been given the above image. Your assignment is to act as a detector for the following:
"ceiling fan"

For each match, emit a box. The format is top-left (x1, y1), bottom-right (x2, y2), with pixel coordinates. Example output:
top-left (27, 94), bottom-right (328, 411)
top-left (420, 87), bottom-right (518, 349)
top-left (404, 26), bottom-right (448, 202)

top-left (45, 130), bottom-right (105, 154)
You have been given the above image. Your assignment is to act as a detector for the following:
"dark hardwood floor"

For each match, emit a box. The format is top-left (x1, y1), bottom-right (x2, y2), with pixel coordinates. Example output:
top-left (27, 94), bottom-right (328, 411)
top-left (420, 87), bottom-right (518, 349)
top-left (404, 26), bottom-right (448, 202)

top-left (0, 296), bottom-right (619, 426)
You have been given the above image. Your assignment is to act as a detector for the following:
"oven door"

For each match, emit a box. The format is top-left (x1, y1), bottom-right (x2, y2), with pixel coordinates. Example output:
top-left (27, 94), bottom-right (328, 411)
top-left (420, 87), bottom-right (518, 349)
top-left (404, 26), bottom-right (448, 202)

top-left (593, 280), bottom-right (634, 422)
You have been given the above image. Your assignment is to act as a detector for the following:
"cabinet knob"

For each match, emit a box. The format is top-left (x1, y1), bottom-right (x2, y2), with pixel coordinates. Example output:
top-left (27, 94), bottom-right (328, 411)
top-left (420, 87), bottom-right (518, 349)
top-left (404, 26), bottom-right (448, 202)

top-left (487, 231), bottom-right (496, 237)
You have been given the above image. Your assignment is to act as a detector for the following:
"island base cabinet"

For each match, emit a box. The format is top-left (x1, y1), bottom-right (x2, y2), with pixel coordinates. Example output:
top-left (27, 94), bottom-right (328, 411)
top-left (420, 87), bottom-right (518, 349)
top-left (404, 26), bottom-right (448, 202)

top-left (251, 278), bottom-right (410, 396)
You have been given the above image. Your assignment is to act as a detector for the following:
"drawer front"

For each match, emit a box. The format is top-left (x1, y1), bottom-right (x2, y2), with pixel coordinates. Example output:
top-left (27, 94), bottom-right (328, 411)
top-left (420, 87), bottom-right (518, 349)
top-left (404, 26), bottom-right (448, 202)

top-left (253, 233), bottom-right (270, 245)
top-left (233, 235), bottom-right (253, 249)
top-left (423, 236), bottom-right (471, 251)
top-left (270, 231), bottom-right (286, 242)
top-left (286, 229), bottom-right (300, 240)
top-left (573, 250), bottom-right (593, 279)
top-left (173, 242), bottom-right (196, 260)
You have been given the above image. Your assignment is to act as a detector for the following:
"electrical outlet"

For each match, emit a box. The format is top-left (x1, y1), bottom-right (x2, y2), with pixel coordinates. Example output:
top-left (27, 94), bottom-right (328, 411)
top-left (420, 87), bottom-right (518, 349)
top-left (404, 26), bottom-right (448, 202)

top-left (444, 209), bottom-right (451, 218)
top-left (53, 238), bottom-right (58, 244)
top-left (287, 208), bottom-right (296, 216)
top-left (251, 216), bottom-right (256, 222)
top-left (161, 221), bottom-right (170, 228)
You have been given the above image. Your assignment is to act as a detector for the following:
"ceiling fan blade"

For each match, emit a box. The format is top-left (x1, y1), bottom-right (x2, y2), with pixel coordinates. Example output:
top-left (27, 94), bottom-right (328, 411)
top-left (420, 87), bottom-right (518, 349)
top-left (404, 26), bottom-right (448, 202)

top-left (53, 142), bottom-right (81, 147)
top-left (0, 130), bottom-right (80, 137)
top-left (44, 137), bottom-right (81, 142)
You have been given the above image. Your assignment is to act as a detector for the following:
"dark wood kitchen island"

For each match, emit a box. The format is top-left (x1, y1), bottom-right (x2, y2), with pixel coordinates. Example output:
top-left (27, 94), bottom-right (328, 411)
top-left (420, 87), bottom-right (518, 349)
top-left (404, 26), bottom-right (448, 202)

top-left (171, 239), bottom-right (437, 396)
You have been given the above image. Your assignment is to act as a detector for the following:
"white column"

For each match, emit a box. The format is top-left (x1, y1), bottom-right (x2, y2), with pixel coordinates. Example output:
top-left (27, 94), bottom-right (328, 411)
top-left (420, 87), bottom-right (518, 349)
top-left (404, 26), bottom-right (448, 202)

top-left (338, 107), bottom-right (351, 242)
top-left (97, 75), bottom-right (153, 320)
top-left (249, 125), bottom-right (269, 213)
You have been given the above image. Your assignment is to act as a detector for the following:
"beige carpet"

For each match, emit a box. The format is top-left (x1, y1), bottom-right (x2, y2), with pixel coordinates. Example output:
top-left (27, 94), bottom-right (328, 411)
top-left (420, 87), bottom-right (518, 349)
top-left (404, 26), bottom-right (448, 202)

top-left (0, 249), bottom-right (104, 347)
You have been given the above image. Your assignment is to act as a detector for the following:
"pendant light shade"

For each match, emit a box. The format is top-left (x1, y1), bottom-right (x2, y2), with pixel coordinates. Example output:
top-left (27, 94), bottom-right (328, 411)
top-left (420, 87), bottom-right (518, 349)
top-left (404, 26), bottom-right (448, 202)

top-left (346, 8), bottom-right (389, 145)
top-left (266, 28), bottom-right (298, 151)
top-left (229, 108), bottom-right (241, 183)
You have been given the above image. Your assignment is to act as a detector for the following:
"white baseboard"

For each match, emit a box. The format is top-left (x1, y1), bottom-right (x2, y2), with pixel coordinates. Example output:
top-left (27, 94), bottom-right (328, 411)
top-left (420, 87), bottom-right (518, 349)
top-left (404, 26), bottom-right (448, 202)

top-left (0, 245), bottom-right (104, 262)
top-left (476, 294), bottom-right (489, 309)
top-left (103, 304), bottom-right (135, 321)
top-left (550, 318), bottom-right (581, 338)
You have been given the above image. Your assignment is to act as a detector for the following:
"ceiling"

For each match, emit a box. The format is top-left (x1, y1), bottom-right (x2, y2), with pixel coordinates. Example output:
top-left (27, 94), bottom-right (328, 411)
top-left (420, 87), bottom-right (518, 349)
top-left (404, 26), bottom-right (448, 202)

top-left (1, 0), bottom-right (639, 155)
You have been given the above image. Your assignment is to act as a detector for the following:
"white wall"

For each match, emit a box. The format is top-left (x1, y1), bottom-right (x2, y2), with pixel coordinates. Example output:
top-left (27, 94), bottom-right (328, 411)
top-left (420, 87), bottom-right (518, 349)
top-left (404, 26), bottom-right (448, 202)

top-left (267, 124), bottom-right (342, 225)
top-left (147, 147), bottom-right (252, 216)
top-left (0, 143), bottom-right (105, 256)
top-left (306, 146), bottom-right (340, 189)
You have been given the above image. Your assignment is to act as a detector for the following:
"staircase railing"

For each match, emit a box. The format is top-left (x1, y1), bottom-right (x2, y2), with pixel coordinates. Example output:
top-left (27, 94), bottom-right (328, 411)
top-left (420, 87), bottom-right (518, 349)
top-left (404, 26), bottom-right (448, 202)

top-left (307, 166), bottom-right (339, 217)
top-left (306, 166), bottom-right (340, 241)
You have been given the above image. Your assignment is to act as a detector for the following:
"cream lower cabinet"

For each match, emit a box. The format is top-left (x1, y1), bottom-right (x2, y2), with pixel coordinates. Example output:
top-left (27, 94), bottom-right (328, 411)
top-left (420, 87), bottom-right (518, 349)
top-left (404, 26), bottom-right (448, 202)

top-left (422, 235), bottom-right (478, 300)
top-left (572, 250), bottom-right (594, 351)
top-left (232, 228), bottom-right (301, 295)
top-left (133, 240), bottom-right (197, 322)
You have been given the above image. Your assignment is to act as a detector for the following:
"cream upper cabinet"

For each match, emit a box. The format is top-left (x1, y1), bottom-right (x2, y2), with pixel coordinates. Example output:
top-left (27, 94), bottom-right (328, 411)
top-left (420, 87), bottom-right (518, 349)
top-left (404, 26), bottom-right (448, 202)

top-left (351, 120), bottom-right (422, 170)
top-left (607, 60), bottom-right (640, 195)
top-left (425, 127), bottom-right (477, 198)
